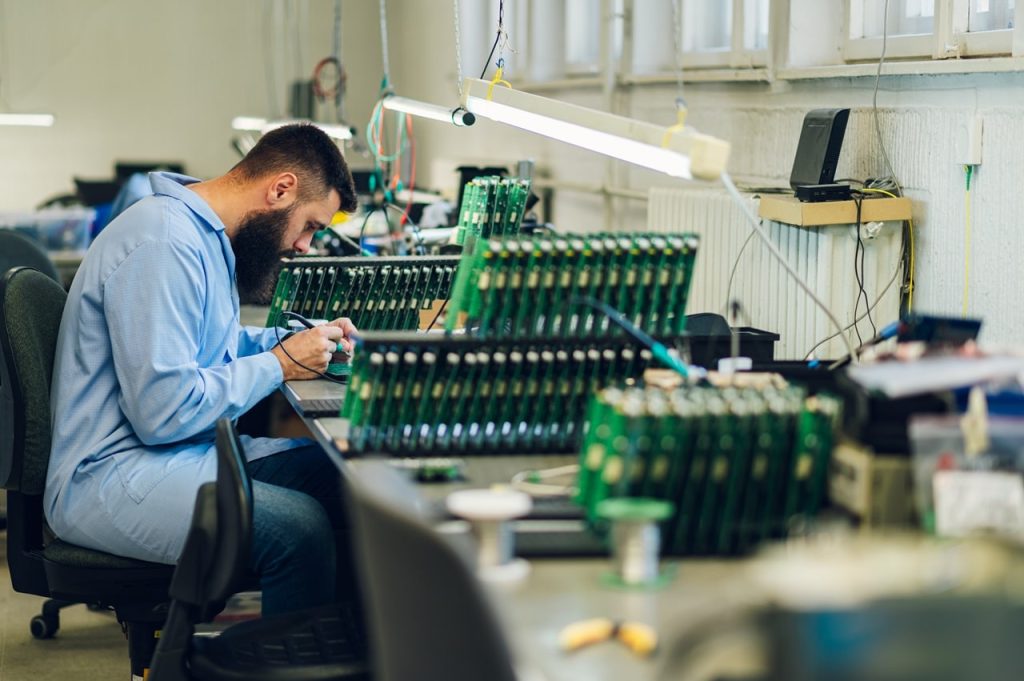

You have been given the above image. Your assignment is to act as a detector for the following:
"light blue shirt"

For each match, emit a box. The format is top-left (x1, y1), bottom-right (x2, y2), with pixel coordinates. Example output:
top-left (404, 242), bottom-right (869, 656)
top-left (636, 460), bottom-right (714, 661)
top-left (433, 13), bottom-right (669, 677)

top-left (45, 172), bottom-right (306, 564)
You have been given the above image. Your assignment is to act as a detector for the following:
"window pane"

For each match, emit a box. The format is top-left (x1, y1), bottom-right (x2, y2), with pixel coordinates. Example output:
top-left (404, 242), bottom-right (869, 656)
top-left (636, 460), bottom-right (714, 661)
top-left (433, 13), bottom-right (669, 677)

top-left (744, 0), bottom-right (770, 51)
top-left (857, 0), bottom-right (935, 39)
top-left (969, 0), bottom-right (1015, 32)
top-left (566, 0), bottom-right (601, 70)
top-left (682, 0), bottom-right (733, 52)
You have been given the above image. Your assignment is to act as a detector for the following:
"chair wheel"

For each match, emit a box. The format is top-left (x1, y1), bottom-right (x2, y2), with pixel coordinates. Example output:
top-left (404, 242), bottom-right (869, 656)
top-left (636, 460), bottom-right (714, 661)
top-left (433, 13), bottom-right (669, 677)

top-left (30, 614), bottom-right (58, 639)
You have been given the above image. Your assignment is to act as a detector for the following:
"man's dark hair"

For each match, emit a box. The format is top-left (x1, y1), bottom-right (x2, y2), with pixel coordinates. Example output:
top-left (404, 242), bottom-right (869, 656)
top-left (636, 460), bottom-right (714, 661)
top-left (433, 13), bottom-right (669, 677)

top-left (231, 123), bottom-right (358, 212)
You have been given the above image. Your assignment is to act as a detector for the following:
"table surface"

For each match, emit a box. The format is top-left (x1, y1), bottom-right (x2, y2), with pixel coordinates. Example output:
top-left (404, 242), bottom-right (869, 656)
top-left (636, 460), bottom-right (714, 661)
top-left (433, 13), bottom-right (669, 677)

top-left (281, 375), bottom-right (759, 681)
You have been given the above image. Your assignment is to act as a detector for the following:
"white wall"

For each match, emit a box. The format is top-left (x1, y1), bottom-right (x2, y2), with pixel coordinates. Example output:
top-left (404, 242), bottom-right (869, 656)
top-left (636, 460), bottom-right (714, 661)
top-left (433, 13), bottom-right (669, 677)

top-left (381, 0), bottom-right (1024, 347)
top-left (4, 0), bottom-right (1023, 346)
top-left (0, 0), bottom-right (382, 211)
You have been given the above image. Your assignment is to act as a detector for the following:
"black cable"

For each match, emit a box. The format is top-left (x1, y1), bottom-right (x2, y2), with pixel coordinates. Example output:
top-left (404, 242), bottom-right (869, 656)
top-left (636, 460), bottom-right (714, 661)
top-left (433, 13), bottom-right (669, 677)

top-left (478, 0), bottom-right (504, 78)
top-left (853, 195), bottom-right (877, 336)
top-left (381, 201), bottom-right (396, 251)
top-left (851, 196), bottom-right (866, 346)
top-left (273, 322), bottom-right (348, 384)
top-left (425, 298), bottom-right (449, 332)
top-left (385, 203), bottom-right (426, 253)
top-left (358, 206), bottom-right (380, 254)
top-left (479, 32), bottom-right (501, 79)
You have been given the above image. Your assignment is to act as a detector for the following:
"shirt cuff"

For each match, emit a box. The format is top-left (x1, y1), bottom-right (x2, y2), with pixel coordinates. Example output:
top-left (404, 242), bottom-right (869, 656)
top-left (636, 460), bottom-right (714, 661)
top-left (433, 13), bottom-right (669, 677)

top-left (257, 349), bottom-right (285, 385)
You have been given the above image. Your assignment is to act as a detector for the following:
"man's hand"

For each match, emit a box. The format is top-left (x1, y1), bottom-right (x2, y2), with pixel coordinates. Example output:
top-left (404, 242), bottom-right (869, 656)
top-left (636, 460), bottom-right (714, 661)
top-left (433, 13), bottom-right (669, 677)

top-left (325, 317), bottom-right (358, 355)
top-left (271, 326), bottom-right (345, 381)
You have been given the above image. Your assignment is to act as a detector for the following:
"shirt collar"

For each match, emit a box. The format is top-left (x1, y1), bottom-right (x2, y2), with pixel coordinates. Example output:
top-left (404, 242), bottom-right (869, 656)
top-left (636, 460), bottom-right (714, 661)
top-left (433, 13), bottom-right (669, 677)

top-left (148, 172), bottom-right (227, 233)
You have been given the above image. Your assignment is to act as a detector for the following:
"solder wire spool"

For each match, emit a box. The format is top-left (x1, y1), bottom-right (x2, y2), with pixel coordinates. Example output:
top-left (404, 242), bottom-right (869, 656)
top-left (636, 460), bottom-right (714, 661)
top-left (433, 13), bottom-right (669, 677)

top-left (446, 488), bottom-right (533, 583)
top-left (597, 497), bottom-right (675, 588)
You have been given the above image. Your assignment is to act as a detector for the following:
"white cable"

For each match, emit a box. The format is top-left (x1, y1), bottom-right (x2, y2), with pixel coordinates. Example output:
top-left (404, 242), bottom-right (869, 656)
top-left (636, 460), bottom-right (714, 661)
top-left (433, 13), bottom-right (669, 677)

top-left (453, 0), bottom-right (464, 97)
top-left (670, 0), bottom-right (686, 107)
top-left (378, 0), bottom-right (392, 89)
top-left (721, 172), bottom-right (857, 363)
top-left (872, 0), bottom-right (902, 197)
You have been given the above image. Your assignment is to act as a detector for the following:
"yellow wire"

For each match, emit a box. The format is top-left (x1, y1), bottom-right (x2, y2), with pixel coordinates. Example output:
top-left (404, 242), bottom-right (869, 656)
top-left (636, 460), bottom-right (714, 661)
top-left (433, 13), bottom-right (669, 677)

top-left (963, 181), bottom-right (971, 318)
top-left (661, 106), bottom-right (688, 148)
top-left (860, 187), bottom-right (915, 312)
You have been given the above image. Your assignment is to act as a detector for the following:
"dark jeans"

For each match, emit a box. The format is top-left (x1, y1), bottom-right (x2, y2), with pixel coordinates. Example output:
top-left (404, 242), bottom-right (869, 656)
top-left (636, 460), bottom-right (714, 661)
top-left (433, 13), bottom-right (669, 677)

top-left (246, 444), bottom-right (356, 616)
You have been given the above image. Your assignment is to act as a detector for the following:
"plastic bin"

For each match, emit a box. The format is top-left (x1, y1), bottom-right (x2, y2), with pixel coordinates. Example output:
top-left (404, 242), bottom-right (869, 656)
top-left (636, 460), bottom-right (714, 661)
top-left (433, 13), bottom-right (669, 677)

top-left (0, 207), bottom-right (96, 253)
top-left (909, 414), bottom-right (1024, 535)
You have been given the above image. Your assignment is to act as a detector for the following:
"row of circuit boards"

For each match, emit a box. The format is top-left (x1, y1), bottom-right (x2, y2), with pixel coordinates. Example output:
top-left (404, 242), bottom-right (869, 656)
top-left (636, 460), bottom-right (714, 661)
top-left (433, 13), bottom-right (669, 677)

top-left (265, 256), bottom-right (460, 330)
top-left (340, 332), bottom-right (688, 456)
top-left (445, 232), bottom-right (699, 337)
top-left (576, 386), bottom-right (841, 556)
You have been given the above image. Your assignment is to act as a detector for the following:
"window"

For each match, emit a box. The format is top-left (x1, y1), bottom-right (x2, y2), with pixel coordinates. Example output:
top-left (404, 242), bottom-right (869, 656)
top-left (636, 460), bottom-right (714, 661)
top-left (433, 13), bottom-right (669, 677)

top-left (679, 0), bottom-right (771, 69)
top-left (846, 0), bottom-right (1023, 62)
top-left (845, 0), bottom-right (937, 60)
top-left (565, 0), bottom-right (603, 74)
top-left (960, 0), bottom-right (1016, 56)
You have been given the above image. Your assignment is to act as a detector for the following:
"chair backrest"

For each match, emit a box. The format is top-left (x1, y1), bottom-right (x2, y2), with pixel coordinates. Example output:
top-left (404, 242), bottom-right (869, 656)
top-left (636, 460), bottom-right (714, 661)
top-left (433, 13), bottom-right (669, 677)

top-left (0, 231), bottom-right (60, 284)
top-left (346, 462), bottom-right (518, 681)
top-left (0, 267), bottom-right (68, 595)
top-left (0, 266), bottom-right (66, 494)
top-left (167, 419), bottom-right (253, 609)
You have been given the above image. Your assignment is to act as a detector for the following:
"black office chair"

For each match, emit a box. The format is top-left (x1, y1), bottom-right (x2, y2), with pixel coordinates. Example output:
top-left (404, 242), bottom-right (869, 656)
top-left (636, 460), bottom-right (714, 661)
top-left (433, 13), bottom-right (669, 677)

top-left (347, 461), bottom-right (518, 681)
top-left (0, 230), bottom-right (60, 283)
top-left (149, 418), bottom-right (370, 681)
top-left (0, 266), bottom-right (175, 677)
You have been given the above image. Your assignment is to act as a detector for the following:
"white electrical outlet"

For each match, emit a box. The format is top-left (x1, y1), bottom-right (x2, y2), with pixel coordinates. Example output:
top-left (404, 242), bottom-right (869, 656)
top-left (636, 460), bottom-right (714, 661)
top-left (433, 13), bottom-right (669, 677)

top-left (957, 114), bottom-right (983, 166)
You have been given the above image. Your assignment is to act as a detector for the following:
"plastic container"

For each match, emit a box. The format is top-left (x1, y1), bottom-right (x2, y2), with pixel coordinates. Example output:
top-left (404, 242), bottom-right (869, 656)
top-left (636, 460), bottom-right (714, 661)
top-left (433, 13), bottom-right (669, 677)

top-left (909, 414), bottom-right (1024, 533)
top-left (0, 207), bottom-right (96, 253)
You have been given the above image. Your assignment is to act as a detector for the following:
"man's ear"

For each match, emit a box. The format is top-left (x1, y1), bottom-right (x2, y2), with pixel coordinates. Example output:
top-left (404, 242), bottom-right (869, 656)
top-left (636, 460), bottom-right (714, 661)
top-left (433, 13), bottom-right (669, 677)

top-left (265, 172), bottom-right (299, 207)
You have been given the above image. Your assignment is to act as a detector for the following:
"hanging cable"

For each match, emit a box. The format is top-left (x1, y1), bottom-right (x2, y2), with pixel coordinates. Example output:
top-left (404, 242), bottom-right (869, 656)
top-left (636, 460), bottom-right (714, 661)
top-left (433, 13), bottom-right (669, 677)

top-left (670, 0), bottom-right (687, 110)
top-left (479, 0), bottom-right (505, 78)
top-left (453, 0), bottom-right (465, 97)
top-left (873, 0), bottom-right (902, 197)
top-left (378, 0), bottom-right (393, 93)
top-left (963, 164), bottom-right (974, 318)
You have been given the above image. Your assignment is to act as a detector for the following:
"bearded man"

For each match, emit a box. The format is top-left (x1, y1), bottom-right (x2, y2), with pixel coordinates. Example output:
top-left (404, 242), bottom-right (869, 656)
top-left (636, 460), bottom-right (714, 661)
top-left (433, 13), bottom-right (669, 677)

top-left (45, 124), bottom-right (359, 615)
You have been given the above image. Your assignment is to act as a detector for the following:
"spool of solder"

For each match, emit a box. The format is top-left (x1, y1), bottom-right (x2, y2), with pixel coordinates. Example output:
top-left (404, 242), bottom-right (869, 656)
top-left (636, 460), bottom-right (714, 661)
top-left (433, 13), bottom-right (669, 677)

top-left (597, 497), bottom-right (674, 586)
top-left (446, 488), bottom-right (533, 582)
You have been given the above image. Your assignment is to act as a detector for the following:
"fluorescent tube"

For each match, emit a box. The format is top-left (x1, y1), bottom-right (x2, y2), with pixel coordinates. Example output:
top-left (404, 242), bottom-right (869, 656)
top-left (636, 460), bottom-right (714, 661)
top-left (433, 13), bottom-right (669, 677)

top-left (0, 113), bottom-right (55, 127)
top-left (461, 78), bottom-right (729, 180)
top-left (231, 117), bottom-right (354, 141)
top-left (381, 96), bottom-right (475, 127)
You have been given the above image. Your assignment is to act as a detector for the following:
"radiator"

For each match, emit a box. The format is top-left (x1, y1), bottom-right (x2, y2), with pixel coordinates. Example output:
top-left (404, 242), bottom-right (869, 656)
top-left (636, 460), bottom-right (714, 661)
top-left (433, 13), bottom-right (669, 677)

top-left (647, 187), bottom-right (904, 361)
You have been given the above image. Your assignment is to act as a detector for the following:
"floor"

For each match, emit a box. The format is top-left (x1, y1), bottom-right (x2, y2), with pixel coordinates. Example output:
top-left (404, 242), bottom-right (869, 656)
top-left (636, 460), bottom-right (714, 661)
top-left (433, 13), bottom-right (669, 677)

top-left (0, 533), bottom-right (125, 680)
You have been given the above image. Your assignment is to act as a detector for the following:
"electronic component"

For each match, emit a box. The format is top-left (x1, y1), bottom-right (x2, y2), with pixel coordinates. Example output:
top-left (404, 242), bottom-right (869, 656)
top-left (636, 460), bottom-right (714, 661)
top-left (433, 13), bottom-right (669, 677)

top-left (576, 385), bottom-right (842, 557)
top-left (452, 175), bottom-right (531, 251)
top-left (265, 255), bottom-right (460, 331)
top-left (340, 332), bottom-right (688, 456)
top-left (444, 232), bottom-right (699, 338)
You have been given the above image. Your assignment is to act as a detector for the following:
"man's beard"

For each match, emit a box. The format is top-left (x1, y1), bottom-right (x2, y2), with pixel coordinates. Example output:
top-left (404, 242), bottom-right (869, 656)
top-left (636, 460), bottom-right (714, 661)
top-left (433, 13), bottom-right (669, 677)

top-left (232, 206), bottom-right (294, 302)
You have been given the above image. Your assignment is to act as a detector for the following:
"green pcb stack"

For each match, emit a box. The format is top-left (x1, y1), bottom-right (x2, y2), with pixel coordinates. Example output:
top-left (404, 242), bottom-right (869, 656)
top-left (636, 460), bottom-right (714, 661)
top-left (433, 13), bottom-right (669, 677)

top-left (265, 256), bottom-right (460, 331)
top-left (452, 175), bottom-right (532, 251)
top-left (445, 232), bottom-right (699, 337)
top-left (340, 332), bottom-right (690, 456)
top-left (575, 385), bottom-right (842, 556)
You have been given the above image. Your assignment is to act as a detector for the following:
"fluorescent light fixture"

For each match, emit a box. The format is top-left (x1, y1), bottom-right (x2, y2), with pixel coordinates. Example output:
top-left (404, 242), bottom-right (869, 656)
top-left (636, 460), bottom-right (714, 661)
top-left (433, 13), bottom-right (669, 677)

top-left (0, 113), bottom-right (55, 127)
top-left (231, 116), bottom-right (267, 131)
top-left (381, 95), bottom-right (475, 127)
top-left (460, 78), bottom-right (729, 180)
top-left (230, 116), bottom-right (354, 141)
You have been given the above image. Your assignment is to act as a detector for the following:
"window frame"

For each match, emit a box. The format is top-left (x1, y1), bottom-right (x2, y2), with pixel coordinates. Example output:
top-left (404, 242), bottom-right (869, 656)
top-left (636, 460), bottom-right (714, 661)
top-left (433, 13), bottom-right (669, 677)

top-left (844, 0), bottom-right (1024, 62)
top-left (679, 0), bottom-right (771, 69)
